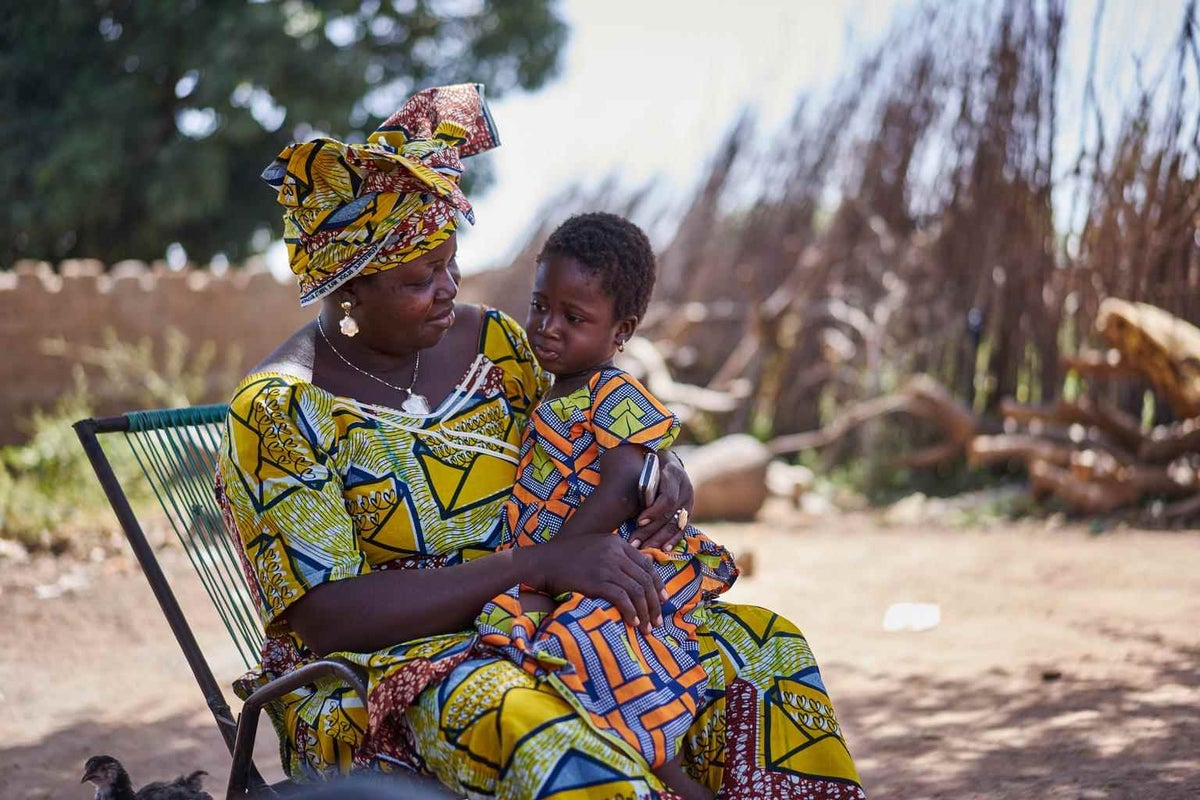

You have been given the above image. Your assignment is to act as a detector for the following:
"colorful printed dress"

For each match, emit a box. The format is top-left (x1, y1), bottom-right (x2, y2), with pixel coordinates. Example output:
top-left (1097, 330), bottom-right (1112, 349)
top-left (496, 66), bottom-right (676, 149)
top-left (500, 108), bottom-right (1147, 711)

top-left (217, 307), bottom-right (865, 799)
top-left (476, 368), bottom-right (739, 771)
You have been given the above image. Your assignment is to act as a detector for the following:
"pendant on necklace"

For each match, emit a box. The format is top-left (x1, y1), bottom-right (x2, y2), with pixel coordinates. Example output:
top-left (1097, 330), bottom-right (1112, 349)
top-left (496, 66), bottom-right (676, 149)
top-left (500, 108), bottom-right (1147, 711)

top-left (402, 392), bottom-right (430, 415)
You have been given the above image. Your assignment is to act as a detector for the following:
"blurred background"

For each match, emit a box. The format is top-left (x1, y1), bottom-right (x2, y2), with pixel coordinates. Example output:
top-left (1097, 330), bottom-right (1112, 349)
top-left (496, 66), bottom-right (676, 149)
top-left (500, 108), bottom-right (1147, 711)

top-left (4, 0), bottom-right (1198, 522)
top-left (1, 2), bottom-right (1198, 799)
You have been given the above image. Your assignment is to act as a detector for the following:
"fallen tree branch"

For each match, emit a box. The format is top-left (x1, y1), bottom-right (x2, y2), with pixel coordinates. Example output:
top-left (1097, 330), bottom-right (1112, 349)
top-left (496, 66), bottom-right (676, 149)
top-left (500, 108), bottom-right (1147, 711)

top-left (1139, 418), bottom-right (1200, 463)
top-left (620, 336), bottom-right (747, 414)
top-left (1027, 459), bottom-right (1141, 513)
top-left (1000, 397), bottom-right (1145, 453)
top-left (768, 393), bottom-right (912, 455)
top-left (970, 434), bottom-right (1079, 468)
top-left (900, 441), bottom-right (965, 468)
top-left (1158, 492), bottom-right (1200, 520)
top-left (768, 374), bottom-right (977, 463)
top-left (1096, 298), bottom-right (1200, 418)
top-left (1060, 350), bottom-right (1143, 381)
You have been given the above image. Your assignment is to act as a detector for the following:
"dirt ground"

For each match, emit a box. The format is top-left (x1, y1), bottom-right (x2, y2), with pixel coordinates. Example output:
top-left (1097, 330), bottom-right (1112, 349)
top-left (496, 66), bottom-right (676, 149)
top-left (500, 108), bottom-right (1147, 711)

top-left (1, 502), bottom-right (1197, 800)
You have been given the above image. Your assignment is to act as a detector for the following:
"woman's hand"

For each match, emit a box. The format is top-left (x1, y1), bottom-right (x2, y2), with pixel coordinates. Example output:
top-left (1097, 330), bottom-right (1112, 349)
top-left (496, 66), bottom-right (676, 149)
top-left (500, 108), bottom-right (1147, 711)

top-left (633, 452), bottom-right (694, 551)
top-left (522, 535), bottom-right (665, 635)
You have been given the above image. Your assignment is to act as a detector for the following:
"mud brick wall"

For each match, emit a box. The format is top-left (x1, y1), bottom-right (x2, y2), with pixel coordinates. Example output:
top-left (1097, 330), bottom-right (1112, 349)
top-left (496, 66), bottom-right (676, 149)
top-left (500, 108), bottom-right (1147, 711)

top-left (0, 259), bottom-right (513, 445)
top-left (0, 259), bottom-right (312, 444)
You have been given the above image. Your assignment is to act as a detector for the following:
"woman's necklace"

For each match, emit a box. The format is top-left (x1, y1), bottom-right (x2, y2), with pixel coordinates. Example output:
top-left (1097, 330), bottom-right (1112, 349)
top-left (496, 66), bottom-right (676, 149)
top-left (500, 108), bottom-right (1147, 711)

top-left (316, 317), bottom-right (431, 414)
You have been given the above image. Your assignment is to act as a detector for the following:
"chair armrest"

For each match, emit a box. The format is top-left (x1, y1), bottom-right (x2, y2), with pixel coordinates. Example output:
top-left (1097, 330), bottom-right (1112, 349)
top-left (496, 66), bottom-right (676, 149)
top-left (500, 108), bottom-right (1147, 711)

top-left (228, 658), bottom-right (461, 798)
top-left (242, 657), bottom-right (368, 709)
top-left (227, 658), bottom-right (368, 797)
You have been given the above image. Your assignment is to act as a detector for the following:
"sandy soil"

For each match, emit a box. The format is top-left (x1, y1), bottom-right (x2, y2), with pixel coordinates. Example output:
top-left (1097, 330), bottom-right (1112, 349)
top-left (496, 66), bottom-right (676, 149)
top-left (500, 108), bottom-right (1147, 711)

top-left (1, 503), bottom-right (1197, 799)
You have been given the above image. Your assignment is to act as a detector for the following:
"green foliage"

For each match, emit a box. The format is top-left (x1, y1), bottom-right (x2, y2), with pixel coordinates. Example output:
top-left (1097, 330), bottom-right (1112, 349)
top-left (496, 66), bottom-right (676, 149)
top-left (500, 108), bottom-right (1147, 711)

top-left (0, 372), bottom-right (143, 548)
top-left (0, 0), bottom-right (567, 266)
top-left (1, 330), bottom-right (229, 549)
top-left (41, 326), bottom-right (244, 408)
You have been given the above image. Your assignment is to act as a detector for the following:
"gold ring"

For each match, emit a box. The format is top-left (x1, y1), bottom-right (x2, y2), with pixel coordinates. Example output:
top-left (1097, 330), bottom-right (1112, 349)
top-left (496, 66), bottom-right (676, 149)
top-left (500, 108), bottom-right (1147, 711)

top-left (672, 508), bottom-right (689, 530)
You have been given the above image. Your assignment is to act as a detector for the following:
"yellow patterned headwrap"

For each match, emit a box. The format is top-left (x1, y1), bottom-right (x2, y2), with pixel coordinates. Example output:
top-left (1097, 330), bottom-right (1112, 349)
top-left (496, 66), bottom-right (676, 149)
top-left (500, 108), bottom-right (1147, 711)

top-left (261, 83), bottom-right (500, 306)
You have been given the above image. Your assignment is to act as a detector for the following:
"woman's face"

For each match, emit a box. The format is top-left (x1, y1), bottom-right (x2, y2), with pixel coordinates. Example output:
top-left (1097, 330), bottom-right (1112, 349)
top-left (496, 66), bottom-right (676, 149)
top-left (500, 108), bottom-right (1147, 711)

top-left (346, 234), bottom-right (460, 355)
top-left (526, 254), bottom-right (635, 376)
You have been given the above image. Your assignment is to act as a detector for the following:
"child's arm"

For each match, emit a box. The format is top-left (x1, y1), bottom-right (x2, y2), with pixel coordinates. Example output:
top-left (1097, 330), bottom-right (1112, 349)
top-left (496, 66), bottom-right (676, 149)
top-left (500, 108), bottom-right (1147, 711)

top-left (510, 447), bottom-right (648, 620)
top-left (554, 444), bottom-right (647, 540)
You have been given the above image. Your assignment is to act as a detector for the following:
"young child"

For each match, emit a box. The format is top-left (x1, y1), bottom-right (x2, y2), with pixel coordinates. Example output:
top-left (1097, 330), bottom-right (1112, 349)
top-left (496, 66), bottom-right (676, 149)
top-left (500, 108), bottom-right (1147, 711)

top-left (476, 213), bottom-right (738, 800)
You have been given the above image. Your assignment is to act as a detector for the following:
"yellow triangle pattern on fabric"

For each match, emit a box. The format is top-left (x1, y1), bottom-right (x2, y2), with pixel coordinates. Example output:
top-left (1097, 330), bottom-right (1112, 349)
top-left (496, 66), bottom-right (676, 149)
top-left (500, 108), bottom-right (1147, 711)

top-left (418, 451), bottom-right (467, 507)
top-left (548, 390), bottom-right (590, 423)
top-left (532, 442), bottom-right (555, 483)
top-left (765, 677), bottom-right (859, 783)
top-left (416, 448), bottom-right (517, 516)
top-left (607, 397), bottom-right (647, 438)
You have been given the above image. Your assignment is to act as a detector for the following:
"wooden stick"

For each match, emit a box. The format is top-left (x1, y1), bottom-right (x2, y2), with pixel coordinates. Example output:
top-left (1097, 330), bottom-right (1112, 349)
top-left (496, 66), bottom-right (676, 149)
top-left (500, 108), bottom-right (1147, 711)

top-left (768, 394), bottom-right (912, 455)
top-left (1159, 492), bottom-right (1200, 520)
top-left (1060, 350), bottom-right (1143, 380)
top-left (1138, 418), bottom-right (1200, 464)
top-left (905, 375), bottom-right (979, 446)
top-left (969, 434), bottom-right (1076, 468)
top-left (1000, 397), bottom-right (1146, 453)
top-left (1027, 459), bottom-right (1141, 514)
top-left (900, 441), bottom-right (964, 468)
top-left (768, 375), bottom-right (978, 463)
top-left (1126, 464), bottom-right (1196, 498)
top-left (621, 337), bottom-right (744, 414)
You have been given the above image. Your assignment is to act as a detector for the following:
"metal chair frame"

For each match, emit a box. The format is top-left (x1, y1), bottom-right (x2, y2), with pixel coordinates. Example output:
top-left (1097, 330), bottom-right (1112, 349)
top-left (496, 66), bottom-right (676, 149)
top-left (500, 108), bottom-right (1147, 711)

top-left (74, 406), bottom-right (369, 799)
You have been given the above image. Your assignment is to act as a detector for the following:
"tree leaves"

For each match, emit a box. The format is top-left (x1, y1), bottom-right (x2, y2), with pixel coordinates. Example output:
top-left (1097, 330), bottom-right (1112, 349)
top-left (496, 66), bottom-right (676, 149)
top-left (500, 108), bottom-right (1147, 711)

top-left (1, 0), bottom-right (566, 266)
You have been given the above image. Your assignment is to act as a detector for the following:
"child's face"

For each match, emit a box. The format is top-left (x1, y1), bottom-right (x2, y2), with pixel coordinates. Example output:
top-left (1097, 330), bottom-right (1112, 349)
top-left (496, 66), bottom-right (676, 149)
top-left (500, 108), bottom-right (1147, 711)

top-left (526, 254), bottom-right (636, 376)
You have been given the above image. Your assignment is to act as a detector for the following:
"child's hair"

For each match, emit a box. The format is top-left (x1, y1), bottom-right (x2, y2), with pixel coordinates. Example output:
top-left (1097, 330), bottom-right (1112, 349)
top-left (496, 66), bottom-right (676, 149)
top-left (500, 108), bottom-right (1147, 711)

top-left (538, 212), bottom-right (656, 321)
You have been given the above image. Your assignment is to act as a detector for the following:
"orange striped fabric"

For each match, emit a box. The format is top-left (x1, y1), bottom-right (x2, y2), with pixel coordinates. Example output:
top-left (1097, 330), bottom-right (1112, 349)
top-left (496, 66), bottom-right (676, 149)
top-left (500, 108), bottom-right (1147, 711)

top-left (477, 368), bottom-right (738, 768)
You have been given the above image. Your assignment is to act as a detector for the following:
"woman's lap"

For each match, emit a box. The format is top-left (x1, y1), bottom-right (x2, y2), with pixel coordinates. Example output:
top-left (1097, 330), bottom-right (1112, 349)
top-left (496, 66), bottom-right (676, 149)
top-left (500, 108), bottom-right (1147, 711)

top-left (407, 602), bottom-right (865, 800)
top-left (407, 656), bottom-right (666, 799)
top-left (688, 603), bottom-right (863, 798)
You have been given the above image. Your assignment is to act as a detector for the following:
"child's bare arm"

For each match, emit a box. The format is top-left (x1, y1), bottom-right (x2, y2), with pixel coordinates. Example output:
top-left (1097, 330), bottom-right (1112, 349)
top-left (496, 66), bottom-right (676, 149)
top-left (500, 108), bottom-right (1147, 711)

top-left (554, 444), bottom-right (646, 540)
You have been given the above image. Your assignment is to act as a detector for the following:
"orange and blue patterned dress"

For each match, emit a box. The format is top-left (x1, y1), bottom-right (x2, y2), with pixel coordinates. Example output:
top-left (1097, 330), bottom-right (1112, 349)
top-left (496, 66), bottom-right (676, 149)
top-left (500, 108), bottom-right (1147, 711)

top-left (217, 307), bottom-right (865, 799)
top-left (477, 368), bottom-right (739, 770)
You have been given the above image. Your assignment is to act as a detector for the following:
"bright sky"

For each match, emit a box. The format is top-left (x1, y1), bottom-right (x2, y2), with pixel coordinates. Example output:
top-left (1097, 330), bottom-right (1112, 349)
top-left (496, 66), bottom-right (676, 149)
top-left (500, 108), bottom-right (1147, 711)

top-left (455, 0), bottom-right (1190, 272)
top-left (455, 0), bottom-right (907, 271)
top-left (266, 0), bottom-right (1190, 278)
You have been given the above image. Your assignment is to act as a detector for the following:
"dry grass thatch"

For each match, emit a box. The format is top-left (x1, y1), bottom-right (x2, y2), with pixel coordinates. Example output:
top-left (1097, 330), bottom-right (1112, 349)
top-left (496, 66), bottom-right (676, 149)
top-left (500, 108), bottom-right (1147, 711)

top-left (462, 0), bottom-right (1200, 511)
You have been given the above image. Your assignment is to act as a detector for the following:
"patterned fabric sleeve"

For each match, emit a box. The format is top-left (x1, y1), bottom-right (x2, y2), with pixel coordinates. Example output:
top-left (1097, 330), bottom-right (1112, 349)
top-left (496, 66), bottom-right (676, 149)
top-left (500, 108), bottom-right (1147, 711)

top-left (218, 375), bottom-right (367, 636)
top-left (588, 368), bottom-right (680, 455)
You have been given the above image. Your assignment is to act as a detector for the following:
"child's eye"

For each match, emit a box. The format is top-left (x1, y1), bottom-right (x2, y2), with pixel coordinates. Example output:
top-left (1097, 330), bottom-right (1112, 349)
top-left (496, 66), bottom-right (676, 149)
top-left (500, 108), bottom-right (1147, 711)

top-left (566, 314), bottom-right (582, 324)
top-left (530, 300), bottom-right (546, 312)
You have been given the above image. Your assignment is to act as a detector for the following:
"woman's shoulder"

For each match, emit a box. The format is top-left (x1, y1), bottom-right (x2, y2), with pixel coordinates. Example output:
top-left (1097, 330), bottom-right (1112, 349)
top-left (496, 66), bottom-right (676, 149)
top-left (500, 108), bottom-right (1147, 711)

top-left (240, 322), bottom-right (318, 387)
top-left (227, 323), bottom-right (329, 420)
top-left (472, 305), bottom-right (538, 360)
top-left (473, 305), bottom-right (525, 342)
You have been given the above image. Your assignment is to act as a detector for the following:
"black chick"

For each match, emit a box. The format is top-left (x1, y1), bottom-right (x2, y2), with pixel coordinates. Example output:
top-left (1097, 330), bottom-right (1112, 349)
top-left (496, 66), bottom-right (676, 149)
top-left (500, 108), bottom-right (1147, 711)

top-left (81, 755), bottom-right (213, 800)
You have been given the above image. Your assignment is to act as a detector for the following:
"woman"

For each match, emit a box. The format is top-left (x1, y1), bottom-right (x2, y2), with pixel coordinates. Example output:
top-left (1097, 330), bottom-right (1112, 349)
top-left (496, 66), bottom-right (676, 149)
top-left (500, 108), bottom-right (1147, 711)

top-left (217, 84), bottom-right (864, 799)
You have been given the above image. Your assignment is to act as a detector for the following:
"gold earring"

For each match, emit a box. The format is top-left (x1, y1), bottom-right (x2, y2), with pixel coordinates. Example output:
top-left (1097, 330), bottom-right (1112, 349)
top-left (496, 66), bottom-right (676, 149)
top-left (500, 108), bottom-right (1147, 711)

top-left (339, 300), bottom-right (360, 337)
top-left (617, 340), bottom-right (625, 352)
